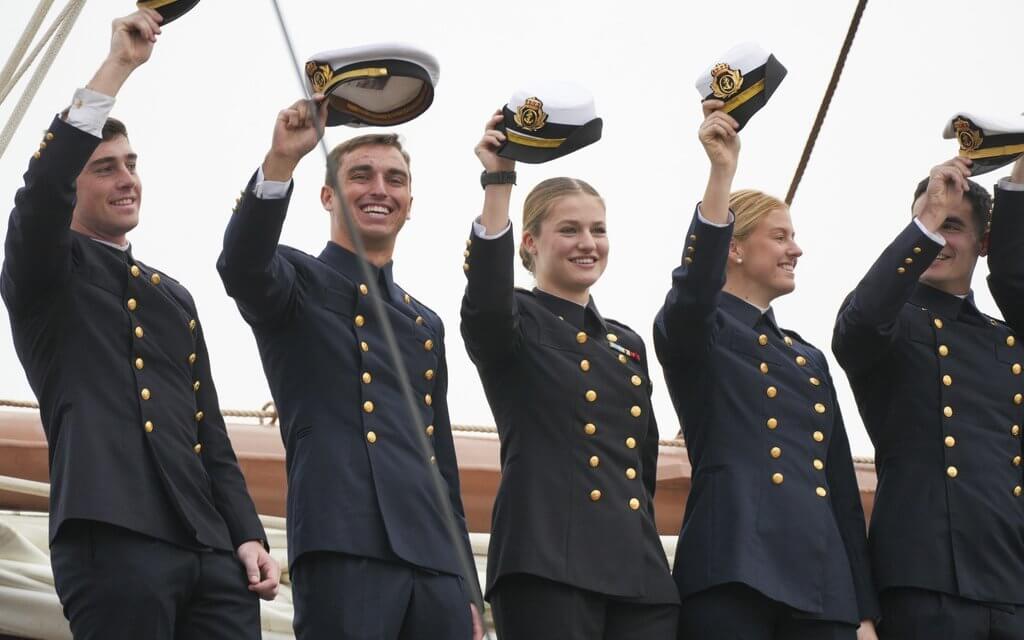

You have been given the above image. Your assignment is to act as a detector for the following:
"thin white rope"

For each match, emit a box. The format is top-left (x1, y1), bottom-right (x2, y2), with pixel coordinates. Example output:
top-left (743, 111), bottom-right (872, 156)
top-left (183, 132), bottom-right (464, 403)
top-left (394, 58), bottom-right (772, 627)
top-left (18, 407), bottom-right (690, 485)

top-left (0, 0), bottom-right (80, 106)
top-left (0, 0), bottom-right (87, 162)
top-left (0, 0), bottom-right (56, 100)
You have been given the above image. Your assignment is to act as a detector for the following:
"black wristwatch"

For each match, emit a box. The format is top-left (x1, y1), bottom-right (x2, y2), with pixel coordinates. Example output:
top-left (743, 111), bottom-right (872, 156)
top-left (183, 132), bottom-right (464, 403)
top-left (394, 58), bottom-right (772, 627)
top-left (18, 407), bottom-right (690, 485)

top-left (480, 170), bottom-right (517, 189)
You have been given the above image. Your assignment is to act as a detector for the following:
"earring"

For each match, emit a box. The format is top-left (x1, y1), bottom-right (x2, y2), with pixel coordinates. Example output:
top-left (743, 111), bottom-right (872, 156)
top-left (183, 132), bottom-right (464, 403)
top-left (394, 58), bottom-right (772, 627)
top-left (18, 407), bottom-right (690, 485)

top-left (737, 257), bottom-right (744, 264)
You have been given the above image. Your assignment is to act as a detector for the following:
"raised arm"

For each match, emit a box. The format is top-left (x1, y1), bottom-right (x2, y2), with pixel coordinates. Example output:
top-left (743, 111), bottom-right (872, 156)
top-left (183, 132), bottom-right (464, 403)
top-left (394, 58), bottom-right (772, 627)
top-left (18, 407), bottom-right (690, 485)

top-left (653, 100), bottom-right (739, 363)
top-left (2, 10), bottom-right (161, 313)
top-left (217, 96), bottom-right (327, 327)
top-left (832, 159), bottom-right (966, 376)
top-left (460, 111), bottom-right (523, 366)
top-left (987, 156), bottom-right (1024, 332)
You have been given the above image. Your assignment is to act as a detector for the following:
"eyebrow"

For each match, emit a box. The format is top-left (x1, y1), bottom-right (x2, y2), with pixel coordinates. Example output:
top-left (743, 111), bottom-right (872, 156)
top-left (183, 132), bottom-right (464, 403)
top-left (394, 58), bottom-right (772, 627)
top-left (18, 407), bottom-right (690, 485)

top-left (86, 153), bottom-right (137, 169)
top-left (347, 164), bottom-right (409, 179)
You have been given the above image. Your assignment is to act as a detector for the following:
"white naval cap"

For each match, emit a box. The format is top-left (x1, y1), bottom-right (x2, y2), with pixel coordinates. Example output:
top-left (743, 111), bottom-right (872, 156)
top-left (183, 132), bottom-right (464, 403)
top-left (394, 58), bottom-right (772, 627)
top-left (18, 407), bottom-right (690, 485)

top-left (497, 80), bottom-right (603, 164)
top-left (943, 112), bottom-right (1024, 175)
top-left (305, 43), bottom-right (440, 127)
top-left (694, 42), bottom-right (787, 130)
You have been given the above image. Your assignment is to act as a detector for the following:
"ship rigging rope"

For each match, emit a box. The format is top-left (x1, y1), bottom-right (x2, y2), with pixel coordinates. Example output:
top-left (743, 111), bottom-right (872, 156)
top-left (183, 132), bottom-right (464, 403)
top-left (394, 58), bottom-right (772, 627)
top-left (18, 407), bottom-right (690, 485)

top-left (0, 0), bottom-right (88, 161)
top-left (0, 397), bottom-right (876, 463)
top-left (784, 0), bottom-right (868, 205)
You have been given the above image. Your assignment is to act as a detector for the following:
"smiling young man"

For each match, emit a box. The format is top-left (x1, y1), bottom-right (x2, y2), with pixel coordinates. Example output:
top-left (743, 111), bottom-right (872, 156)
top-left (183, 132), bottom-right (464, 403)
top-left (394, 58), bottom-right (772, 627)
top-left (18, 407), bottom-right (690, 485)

top-left (217, 96), bottom-right (482, 639)
top-left (0, 10), bottom-right (278, 639)
top-left (833, 156), bottom-right (1024, 639)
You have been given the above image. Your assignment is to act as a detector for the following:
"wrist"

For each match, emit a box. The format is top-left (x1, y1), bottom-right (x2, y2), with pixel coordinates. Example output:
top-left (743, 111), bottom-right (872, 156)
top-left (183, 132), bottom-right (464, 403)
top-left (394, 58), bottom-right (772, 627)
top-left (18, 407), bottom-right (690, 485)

top-left (481, 170), bottom-right (517, 189)
top-left (86, 59), bottom-right (134, 97)
top-left (263, 152), bottom-right (299, 182)
top-left (708, 163), bottom-right (737, 181)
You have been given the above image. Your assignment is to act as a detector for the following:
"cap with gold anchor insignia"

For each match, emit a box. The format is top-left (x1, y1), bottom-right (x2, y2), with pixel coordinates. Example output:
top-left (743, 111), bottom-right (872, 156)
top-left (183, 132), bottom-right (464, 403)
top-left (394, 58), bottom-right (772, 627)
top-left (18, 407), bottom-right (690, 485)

top-left (305, 43), bottom-right (439, 127)
top-left (497, 81), bottom-right (603, 164)
top-left (944, 112), bottom-right (1024, 176)
top-left (695, 42), bottom-right (787, 130)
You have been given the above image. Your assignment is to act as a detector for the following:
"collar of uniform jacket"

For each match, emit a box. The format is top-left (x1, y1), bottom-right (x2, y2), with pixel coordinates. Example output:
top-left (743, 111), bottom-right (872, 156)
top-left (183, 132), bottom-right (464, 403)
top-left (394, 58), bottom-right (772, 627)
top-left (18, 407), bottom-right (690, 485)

top-left (909, 282), bottom-right (982, 321)
top-left (720, 291), bottom-right (781, 333)
top-left (319, 241), bottom-right (402, 302)
top-left (532, 287), bottom-right (609, 336)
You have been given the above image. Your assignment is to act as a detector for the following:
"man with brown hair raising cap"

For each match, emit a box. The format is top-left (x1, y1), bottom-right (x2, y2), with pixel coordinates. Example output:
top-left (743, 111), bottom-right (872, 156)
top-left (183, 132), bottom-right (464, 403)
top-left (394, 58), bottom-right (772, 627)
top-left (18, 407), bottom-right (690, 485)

top-left (1, 9), bottom-right (278, 639)
top-left (217, 74), bottom-right (482, 636)
top-left (834, 151), bottom-right (1024, 638)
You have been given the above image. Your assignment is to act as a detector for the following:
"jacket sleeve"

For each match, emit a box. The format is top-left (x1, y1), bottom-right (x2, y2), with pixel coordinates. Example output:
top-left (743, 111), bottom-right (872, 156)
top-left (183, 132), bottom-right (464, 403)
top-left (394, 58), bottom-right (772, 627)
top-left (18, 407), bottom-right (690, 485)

top-left (192, 317), bottom-right (267, 549)
top-left (652, 205), bottom-right (732, 366)
top-left (460, 225), bottom-right (523, 367)
top-left (832, 221), bottom-right (943, 377)
top-left (987, 185), bottom-right (1024, 333)
top-left (429, 323), bottom-right (484, 600)
top-left (823, 368), bottom-right (880, 621)
top-left (1, 117), bottom-right (99, 315)
top-left (216, 172), bottom-right (300, 328)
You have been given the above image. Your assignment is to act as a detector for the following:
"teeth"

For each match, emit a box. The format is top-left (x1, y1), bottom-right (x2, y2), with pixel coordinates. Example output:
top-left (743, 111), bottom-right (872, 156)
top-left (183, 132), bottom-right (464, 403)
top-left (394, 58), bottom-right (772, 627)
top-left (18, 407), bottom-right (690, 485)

top-left (361, 205), bottom-right (390, 215)
top-left (571, 257), bottom-right (596, 264)
top-left (111, 198), bottom-right (134, 205)
top-left (780, 264), bottom-right (795, 272)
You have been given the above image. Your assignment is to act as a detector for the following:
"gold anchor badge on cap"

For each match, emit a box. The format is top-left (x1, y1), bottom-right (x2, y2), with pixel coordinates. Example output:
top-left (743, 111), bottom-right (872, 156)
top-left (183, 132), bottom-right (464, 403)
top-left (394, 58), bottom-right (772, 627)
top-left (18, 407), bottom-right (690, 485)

top-left (710, 63), bottom-right (744, 99)
top-left (953, 117), bottom-right (984, 152)
top-left (514, 97), bottom-right (548, 132)
top-left (306, 62), bottom-right (334, 93)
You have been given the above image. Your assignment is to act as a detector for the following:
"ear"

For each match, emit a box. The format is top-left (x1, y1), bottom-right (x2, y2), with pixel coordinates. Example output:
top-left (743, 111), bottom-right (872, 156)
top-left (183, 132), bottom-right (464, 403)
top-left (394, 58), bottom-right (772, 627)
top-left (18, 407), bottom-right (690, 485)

top-left (522, 230), bottom-right (538, 255)
top-left (407, 195), bottom-right (414, 220)
top-left (320, 185), bottom-right (334, 213)
top-left (978, 226), bottom-right (990, 257)
top-left (728, 237), bottom-right (743, 263)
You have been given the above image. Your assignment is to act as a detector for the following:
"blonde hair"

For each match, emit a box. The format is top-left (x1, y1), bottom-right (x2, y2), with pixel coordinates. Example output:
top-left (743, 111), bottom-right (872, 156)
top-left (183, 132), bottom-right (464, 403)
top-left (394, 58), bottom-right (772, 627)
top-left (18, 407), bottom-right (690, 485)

top-left (520, 177), bottom-right (604, 272)
top-left (728, 189), bottom-right (788, 241)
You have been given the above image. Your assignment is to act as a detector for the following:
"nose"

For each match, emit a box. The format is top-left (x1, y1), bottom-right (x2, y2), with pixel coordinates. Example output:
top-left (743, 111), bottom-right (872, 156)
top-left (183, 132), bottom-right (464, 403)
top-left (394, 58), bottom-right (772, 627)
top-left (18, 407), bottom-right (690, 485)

top-left (789, 239), bottom-right (803, 258)
top-left (369, 172), bottom-right (388, 197)
top-left (577, 230), bottom-right (597, 251)
top-left (114, 164), bottom-right (135, 188)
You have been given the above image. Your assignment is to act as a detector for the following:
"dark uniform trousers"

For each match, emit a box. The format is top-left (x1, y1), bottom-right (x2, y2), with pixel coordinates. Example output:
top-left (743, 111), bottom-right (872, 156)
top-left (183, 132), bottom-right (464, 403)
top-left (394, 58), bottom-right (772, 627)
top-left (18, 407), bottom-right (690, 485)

top-left (654, 207), bottom-right (879, 638)
top-left (218, 173), bottom-right (478, 639)
top-left (460, 225), bottom-right (679, 640)
top-left (2, 118), bottom-right (265, 637)
top-left (292, 552), bottom-right (471, 640)
top-left (833, 186), bottom-right (1024, 637)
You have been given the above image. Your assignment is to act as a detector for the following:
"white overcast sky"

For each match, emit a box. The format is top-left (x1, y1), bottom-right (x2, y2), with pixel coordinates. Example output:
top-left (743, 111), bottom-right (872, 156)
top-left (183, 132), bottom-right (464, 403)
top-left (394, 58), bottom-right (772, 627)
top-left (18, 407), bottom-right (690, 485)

top-left (1, 0), bottom-right (1022, 456)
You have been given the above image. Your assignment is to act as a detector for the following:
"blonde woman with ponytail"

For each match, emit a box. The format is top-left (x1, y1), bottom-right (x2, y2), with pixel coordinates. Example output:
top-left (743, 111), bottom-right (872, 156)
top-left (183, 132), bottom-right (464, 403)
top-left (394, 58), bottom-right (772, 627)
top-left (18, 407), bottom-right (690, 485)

top-left (653, 100), bottom-right (879, 640)
top-left (460, 111), bottom-right (679, 639)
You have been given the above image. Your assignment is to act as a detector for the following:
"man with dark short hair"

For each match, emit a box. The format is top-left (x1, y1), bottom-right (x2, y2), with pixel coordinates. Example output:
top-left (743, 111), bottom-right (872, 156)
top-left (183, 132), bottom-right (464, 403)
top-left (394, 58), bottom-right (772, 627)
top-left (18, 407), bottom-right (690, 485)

top-left (833, 155), bottom-right (1024, 639)
top-left (217, 96), bottom-right (482, 639)
top-left (1, 10), bottom-right (278, 639)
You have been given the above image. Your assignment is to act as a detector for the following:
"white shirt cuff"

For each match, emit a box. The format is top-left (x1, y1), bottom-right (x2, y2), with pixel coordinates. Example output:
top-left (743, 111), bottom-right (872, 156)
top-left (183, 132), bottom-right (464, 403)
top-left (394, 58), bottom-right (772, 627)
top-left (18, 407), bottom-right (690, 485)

top-left (998, 177), bottom-right (1024, 192)
top-left (254, 166), bottom-right (292, 199)
top-left (65, 87), bottom-right (115, 138)
top-left (914, 217), bottom-right (947, 246)
top-left (696, 204), bottom-right (735, 228)
top-left (472, 218), bottom-right (511, 239)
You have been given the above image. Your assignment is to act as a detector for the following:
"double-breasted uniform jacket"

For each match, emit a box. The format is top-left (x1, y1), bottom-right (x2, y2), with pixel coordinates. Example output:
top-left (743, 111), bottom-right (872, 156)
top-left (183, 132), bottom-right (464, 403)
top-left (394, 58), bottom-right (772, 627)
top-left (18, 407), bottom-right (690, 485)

top-left (653, 207), bottom-right (879, 624)
top-left (460, 225), bottom-right (678, 605)
top-left (217, 172), bottom-right (475, 584)
top-left (0, 117), bottom-right (265, 551)
top-left (832, 185), bottom-right (1024, 605)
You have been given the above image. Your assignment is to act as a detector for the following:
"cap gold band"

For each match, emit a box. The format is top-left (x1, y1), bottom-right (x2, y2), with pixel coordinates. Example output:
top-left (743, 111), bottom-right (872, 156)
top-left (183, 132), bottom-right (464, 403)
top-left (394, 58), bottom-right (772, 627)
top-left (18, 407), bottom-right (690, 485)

top-left (722, 78), bottom-right (766, 114)
top-left (505, 130), bottom-right (566, 149)
top-left (320, 67), bottom-right (389, 94)
top-left (960, 142), bottom-right (1024, 160)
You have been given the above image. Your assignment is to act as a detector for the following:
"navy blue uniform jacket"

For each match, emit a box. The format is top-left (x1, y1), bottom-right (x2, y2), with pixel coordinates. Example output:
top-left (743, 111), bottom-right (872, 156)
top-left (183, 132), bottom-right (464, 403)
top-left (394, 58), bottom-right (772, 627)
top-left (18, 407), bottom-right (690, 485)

top-left (833, 186), bottom-right (1024, 605)
top-left (654, 206), bottom-right (878, 624)
top-left (217, 173), bottom-right (475, 585)
top-left (1, 117), bottom-right (264, 551)
top-left (460, 225), bottom-right (678, 605)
